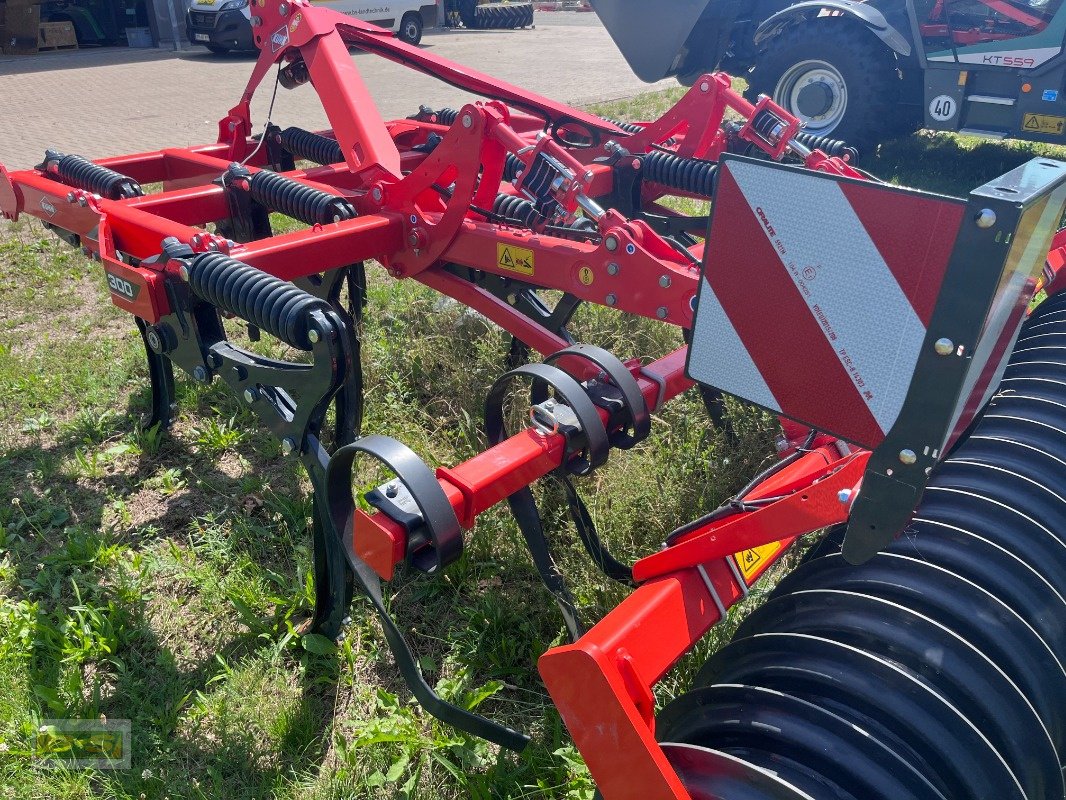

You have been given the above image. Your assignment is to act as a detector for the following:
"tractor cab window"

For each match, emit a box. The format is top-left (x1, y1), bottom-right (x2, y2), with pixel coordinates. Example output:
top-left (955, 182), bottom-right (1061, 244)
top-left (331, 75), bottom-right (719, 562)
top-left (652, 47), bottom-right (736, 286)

top-left (917, 0), bottom-right (1065, 51)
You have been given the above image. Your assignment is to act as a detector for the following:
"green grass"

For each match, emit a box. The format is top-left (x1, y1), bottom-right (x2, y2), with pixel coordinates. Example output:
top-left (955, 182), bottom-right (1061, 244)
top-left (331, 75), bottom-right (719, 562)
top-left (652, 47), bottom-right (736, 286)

top-left (2, 88), bottom-right (1066, 799)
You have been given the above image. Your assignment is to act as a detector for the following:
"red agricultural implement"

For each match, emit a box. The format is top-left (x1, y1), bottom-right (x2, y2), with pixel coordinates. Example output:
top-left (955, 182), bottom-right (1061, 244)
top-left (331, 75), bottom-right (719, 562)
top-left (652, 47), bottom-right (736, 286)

top-left (3, 4), bottom-right (1066, 797)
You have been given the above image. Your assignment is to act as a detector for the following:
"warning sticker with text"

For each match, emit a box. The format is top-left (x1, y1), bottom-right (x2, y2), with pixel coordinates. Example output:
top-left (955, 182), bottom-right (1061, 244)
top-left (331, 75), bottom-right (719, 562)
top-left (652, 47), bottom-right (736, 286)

top-left (1023, 113), bottom-right (1066, 135)
top-left (497, 243), bottom-right (535, 276)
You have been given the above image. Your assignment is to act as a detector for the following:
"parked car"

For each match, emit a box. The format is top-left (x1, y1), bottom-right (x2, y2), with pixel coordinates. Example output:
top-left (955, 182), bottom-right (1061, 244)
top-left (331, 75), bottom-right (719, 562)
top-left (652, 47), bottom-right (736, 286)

top-left (186, 0), bottom-right (440, 53)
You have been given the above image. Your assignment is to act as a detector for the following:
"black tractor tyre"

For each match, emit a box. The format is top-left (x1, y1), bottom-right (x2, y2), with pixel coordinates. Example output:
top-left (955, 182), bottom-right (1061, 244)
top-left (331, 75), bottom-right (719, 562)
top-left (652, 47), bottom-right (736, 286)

top-left (398, 11), bottom-right (423, 44)
top-left (745, 21), bottom-right (909, 155)
top-left (459, 0), bottom-right (534, 30)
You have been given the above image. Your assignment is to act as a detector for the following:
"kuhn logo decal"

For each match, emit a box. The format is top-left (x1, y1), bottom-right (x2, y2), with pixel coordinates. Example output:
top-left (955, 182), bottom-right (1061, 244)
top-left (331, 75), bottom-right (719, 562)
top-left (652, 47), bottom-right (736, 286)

top-left (270, 24), bottom-right (290, 52)
top-left (39, 198), bottom-right (57, 217)
top-left (106, 271), bottom-right (140, 301)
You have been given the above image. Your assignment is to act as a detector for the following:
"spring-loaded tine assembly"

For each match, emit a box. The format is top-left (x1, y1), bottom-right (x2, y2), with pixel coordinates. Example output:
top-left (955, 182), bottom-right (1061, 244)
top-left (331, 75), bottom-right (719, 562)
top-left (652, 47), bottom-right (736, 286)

top-left (7, 2), bottom-right (1066, 795)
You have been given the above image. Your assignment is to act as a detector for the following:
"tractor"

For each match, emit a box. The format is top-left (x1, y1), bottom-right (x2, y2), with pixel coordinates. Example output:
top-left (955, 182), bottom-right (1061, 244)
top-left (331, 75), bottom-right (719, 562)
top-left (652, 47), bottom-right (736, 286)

top-left (592, 0), bottom-right (1066, 151)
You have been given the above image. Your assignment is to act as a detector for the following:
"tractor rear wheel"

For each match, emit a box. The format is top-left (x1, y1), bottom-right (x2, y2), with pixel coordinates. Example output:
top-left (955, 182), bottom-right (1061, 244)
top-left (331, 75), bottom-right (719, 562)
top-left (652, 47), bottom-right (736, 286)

top-left (458, 0), bottom-right (534, 29)
top-left (746, 22), bottom-right (910, 154)
top-left (657, 291), bottom-right (1066, 800)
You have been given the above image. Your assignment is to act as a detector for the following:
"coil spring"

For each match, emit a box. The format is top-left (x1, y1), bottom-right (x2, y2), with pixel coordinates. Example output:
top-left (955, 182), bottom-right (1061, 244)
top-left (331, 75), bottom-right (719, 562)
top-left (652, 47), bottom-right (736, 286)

top-left (247, 170), bottom-right (357, 226)
top-left (642, 150), bottom-right (717, 198)
top-left (433, 108), bottom-right (461, 126)
top-left (278, 127), bottom-right (343, 166)
top-left (516, 152), bottom-right (564, 217)
top-left (503, 152), bottom-right (524, 183)
top-left (187, 252), bottom-right (331, 351)
top-left (45, 150), bottom-right (142, 200)
top-left (792, 131), bottom-right (859, 162)
top-left (750, 109), bottom-right (786, 144)
top-left (492, 194), bottom-right (597, 239)
top-left (493, 193), bottom-right (545, 228)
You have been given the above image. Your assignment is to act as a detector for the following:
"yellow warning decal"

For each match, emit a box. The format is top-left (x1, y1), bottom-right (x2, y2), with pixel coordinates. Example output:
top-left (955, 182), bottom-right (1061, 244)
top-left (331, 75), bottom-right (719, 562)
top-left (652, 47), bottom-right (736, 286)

top-left (1023, 113), bottom-right (1066, 135)
top-left (734, 540), bottom-right (789, 584)
top-left (497, 243), bottom-right (535, 276)
top-left (578, 265), bottom-right (595, 286)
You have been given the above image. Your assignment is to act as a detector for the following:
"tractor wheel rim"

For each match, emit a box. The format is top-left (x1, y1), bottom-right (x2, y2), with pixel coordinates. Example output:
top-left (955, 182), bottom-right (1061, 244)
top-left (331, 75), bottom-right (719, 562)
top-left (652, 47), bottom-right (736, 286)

top-left (774, 60), bottom-right (847, 135)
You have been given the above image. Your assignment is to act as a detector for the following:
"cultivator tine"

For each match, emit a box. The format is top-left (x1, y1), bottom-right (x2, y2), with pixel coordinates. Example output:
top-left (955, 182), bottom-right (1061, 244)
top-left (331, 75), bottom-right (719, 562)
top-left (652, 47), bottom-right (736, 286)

top-left (10, 4), bottom-right (1066, 794)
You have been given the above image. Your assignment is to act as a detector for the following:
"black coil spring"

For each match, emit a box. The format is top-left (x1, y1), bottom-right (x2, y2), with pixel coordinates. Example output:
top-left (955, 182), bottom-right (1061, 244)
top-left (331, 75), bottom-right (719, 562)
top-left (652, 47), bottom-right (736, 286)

top-left (434, 108), bottom-right (461, 126)
top-left (750, 110), bottom-right (784, 142)
top-left (248, 170), bottom-right (357, 226)
top-left (642, 150), bottom-right (717, 197)
top-left (493, 194), bottom-right (545, 228)
top-left (278, 127), bottom-right (343, 166)
top-left (793, 131), bottom-right (859, 161)
top-left (187, 253), bottom-right (331, 351)
top-left (46, 151), bottom-right (142, 200)
top-left (492, 194), bottom-right (598, 240)
top-left (516, 153), bottom-right (563, 217)
top-left (503, 152), bottom-right (525, 183)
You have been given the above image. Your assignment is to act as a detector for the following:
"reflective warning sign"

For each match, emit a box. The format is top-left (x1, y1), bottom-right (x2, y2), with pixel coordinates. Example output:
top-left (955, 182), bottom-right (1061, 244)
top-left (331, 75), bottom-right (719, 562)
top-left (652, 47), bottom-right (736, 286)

top-left (1023, 113), bottom-right (1066, 135)
top-left (497, 243), bottom-right (535, 276)
top-left (734, 540), bottom-right (789, 583)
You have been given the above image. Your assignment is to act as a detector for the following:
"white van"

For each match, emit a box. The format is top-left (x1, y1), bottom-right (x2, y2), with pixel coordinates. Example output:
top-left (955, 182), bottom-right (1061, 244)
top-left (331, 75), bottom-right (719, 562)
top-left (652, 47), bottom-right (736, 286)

top-left (186, 0), bottom-right (440, 54)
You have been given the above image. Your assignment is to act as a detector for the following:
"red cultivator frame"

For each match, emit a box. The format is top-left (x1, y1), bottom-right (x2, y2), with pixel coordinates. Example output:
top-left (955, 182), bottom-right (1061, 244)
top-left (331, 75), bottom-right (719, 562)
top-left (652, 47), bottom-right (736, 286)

top-left (5, 5), bottom-right (1066, 798)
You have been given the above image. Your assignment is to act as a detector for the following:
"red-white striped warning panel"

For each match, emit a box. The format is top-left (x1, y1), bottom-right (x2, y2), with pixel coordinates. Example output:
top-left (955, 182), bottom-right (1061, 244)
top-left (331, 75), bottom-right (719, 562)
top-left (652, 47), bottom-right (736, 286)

top-left (688, 158), bottom-right (966, 449)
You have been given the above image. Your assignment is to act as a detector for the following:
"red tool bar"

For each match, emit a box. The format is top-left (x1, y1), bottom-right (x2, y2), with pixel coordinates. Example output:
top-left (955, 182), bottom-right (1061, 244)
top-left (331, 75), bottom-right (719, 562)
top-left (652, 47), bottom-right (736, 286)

top-left (233, 213), bottom-right (404, 280)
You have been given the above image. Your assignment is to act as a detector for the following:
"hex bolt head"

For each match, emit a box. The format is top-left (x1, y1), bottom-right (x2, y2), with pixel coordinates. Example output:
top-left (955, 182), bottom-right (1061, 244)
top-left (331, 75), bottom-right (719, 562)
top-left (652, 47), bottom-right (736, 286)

top-left (837, 488), bottom-right (852, 504)
top-left (243, 388), bottom-right (258, 404)
top-left (605, 235), bottom-right (619, 252)
top-left (700, 81), bottom-right (710, 92)
top-left (656, 306), bottom-right (668, 319)
top-left (461, 114), bottom-right (473, 128)
top-left (898, 448), bottom-right (917, 465)
top-left (605, 293), bottom-right (618, 306)
top-left (192, 366), bottom-right (208, 383)
top-left (66, 192), bottom-right (75, 203)
top-left (934, 337), bottom-right (954, 356)
top-left (385, 483), bottom-right (399, 498)
top-left (543, 399), bottom-right (556, 411)
top-left (974, 208), bottom-right (997, 229)
top-left (371, 186), bottom-right (383, 203)
top-left (278, 2), bottom-right (288, 14)
top-left (178, 264), bottom-right (190, 282)
top-left (78, 196), bottom-right (88, 207)
top-left (307, 327), bottom-right (321, 344)
top-left (606, 262), bottom-right (620, 276)
top-left (191, 234), bottom-right (202, 248)
top-left (659, 275), bottom-right (671, 288)
top-left (584, 170), bottom-right (594, 181)
top-left (281, 437), bottom-right (297, 456)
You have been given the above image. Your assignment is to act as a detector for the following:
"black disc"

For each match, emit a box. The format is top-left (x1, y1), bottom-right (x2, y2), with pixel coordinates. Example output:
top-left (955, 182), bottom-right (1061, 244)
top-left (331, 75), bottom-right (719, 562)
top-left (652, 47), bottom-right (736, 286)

top-left (730, 590), bottom-right (1062, 800)
top-left (659, 682), bottom-right (946, 800)
top-left (660, 743), bottom-right (815, 800)
top-left (694, 633), bottom-right (1025, 800)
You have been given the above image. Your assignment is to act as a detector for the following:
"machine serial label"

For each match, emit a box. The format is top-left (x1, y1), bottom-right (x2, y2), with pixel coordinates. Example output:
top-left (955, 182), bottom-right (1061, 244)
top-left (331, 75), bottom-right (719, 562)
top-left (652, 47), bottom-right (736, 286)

top-left (497, 243), bottom-right (534, 276)
top-left (1023, 113), bottom-right (1066, 135)
top-left (734, 541), bottom-right (788, 583)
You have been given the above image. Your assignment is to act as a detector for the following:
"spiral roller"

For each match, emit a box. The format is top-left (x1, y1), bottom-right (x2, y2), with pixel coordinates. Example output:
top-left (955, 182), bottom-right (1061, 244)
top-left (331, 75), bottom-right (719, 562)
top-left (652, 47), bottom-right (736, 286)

top-left (642, 150), bottom-right (717, 198)
top-left (185, 252), bottom-right (333, 351)
top-left (277, 127), bottom-right (344, 166)
top-left (247, 169), bottom-right (357, 226)
top-left (40, 150), bottom-right (143, 200)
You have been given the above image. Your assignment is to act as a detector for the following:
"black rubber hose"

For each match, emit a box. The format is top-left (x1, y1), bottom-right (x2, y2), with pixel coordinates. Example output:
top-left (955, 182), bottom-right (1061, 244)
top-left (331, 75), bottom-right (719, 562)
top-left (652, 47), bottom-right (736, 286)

top-left (277, 127), bottom-right (343, 166)
top-left (186, 252), bottom-right (332, 351)
top-left (247, 170), bottom-right (356, 226)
